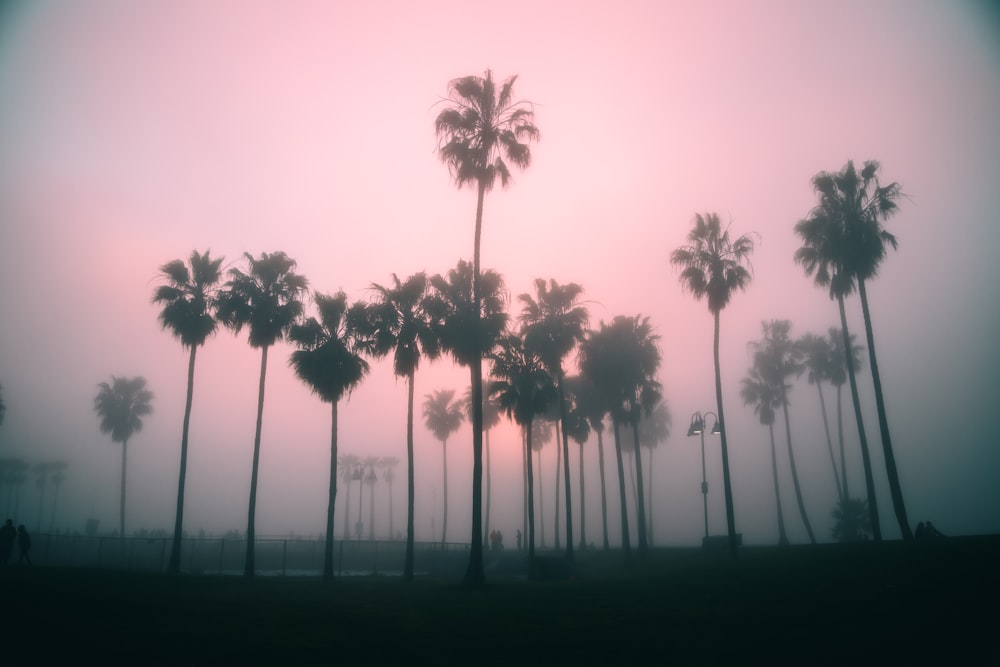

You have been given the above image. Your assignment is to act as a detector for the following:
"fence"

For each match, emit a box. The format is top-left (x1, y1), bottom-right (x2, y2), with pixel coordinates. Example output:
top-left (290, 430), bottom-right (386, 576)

top-left (28, 533), bottom-right (475, 577)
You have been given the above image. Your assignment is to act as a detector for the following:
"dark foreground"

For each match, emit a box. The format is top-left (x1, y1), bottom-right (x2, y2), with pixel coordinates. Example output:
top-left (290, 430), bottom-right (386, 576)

top-left (5, 536), bottom-right (998, 665)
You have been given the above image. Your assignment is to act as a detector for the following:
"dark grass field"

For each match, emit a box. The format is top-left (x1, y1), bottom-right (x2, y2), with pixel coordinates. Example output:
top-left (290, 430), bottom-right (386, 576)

top-left (4, 535), bottom-right (998, 665)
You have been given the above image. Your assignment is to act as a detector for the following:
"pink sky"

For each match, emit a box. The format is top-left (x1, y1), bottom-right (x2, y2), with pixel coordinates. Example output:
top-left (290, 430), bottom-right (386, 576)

top-left (1, 0), bottom-right (998, 545)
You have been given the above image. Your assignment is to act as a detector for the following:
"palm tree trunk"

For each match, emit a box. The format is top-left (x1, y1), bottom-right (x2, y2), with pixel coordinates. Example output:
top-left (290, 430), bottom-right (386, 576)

top-left (169, 344), bottom-right (198, 574)
top-left (578, 442), bottom-right (587, 551)
top-left (597, 429), bottom-right (609, 551)
top-left (463, 179), bottom-right (487, 587)
top-left (816, 382), bottom-right (843, 503)
top-left (631, 419), bottom-right (648, 553)
top-left (522, 430), bottom-right (527, 551)
top-left (553, 420), bottom-right (560, 551)
top-left (343, 475), bottom-right (352, 541)
top-left (525, 422), bottom-right (537, 577)
top-left (612, 421), bottom-right (631, 564)
top-left (324, 401), bottom-right (338, 580)
top-left (768, 422), bottom-right (789, 545)
top-left (857, 280), bottom-right (912, 540)
top-left (536, 448), bottom-right (545, 548)
top-left (713, 310), bottom-right (739, 559)
top-left (781, 394), bottom-right (815, 543)
top-left (120, 438), bottom-right (128, 538)
top-left (837, 384), bottom-right (849, 499)
top-left (838, 295), bottom-right (881, 540)
top-left (441, 439), bottom-right (448, 545)
top-left (404, 370), bottom-right (416, 581)
top-left (557, 374), bottom-right (574, 561)
top-left (484, 426), bottom-right (491, 547)
top-left (646, 447), bottom-right (654, 545)
top-left (244, 344), bottom-right (269, 577)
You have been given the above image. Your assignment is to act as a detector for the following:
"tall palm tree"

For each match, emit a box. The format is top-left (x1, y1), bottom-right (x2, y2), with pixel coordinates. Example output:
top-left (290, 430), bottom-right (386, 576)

top-left (436, 69), bottom-right (539, 587)
top-left (638, 399), bottom-right (671, 545)
top-left (288, 291), bottom-right (371, 580)
top-left (463, 385), bottom-right (501, 546)
top-left (518, 278), bottom-right (588, 562)
top-left (797, 332), bottom-right (844, 503)
top-left (672, 212), bottom-right (755, 558)
top-left (338, 452), bottom-right (360, 541)
top-left (802, 159), bottom-right (911, 540)
top-left (567, 374), bottom-right (611, 550)
top-left (795, 211), bottom-right (881, 539)
top-left (741, 364), bottom-right (789, 546)
top-left (423, 389), bottom-right (465, 545)
top-left (94, 375), bottom-right (153, 538)
top-left (362, 272), bottom-right (439, 581)
top-left (750, 320), bottom-right (815, 544)
top-left (488, 331), bottom-right (556, 576)
top-left (827, 327), bottom-right (865, 501)
top-left (152, 249), bottom-right (224, 574)
top-left (216, 251), bottom-right (307, 576)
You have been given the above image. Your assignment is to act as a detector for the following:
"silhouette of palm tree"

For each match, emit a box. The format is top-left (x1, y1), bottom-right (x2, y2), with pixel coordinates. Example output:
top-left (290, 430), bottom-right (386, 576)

top-left (488, 331), bottom-right (556, 574)
top-left (827, 327), bottom-right (865, 501)
top-left (832, 497), bottom-right (872, 542)
top-left (216, 251), bottom-right (307, 576)
top-left (741, 362), bottom-right (789, 546)
top-left (519, 279), bottom-right (588, 562)
top-left (638, 399), bottom-right (671, 545)
top-left (798, 159), bottom-right (911, 540)
top-left (152, 249), bottom-right (224, 574)
top-left (566, 374), bottom-right (612, 550)
top-left (672, 212), bottom-right (755, 558)
top-left (423, 389), bottom-right (465, 545)
top-left (797, 332), bottom-right (844, 503)
top-left (94, 376), bottom-right (153, 538)
top-left (750, 320), bottom-right (815, 544)
top-left (531, 417), bottom-right (554, 548)
top-left (289, 291), bottom-right (371, 580)
top-left (462, 385), bottom-right (501, 547)
top-left (377, 456), bottom-right (400, 539)
top-left (436, 69), bottom-right (539, 587)
top-left (361, 272), bottom-right (439, 581)
top-left (338, 452), bottom-right (360, 541)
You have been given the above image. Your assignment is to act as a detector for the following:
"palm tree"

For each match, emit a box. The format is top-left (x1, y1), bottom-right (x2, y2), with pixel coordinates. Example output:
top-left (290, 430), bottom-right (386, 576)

top-left (488, 331), bottom-right (556, 576)
top-left (152, 249), bottom-right (224, 574)
top-left (671, 212), bottom-right (755, 558)
top-left (741, 364), bottom-right (789, 546)
top-left (567, 374), bottom-right (611, 550)
top-left (531, 417), bottom-right (554, 548)
top-left (362, 456), bottom-right (380, 540)
top-left (378, 456), bottom-right (400, 539)
top-left (423, 389), bottom-right (465, 545)
top-left (288, 291), bottom-right (371, 580)
top-left (795, 211), bottom-right (882, 540)
top-left (751, 320), bottom-right (815, 544)
top-left (338, 452), bottom-right (360, 541)
top-left (48, 462), bottom-right (68, 533)
top-left (561, 392), bottom-right (591, 550)
top-left (797, 332), bottom-right (844, 503)
top-left (518, 279), bottom-right (588, 562)
top-left (638, 399), bottom-right (671, 544)
top-left (801, 159), bottom-right (911, 540)
top-left (216, 251), bottom-right (307, 576)
top-left (94, 375), bottom-right (154, 538)
top-left (436, 69), bottom-right (539, 587)
top-left (362, 272), bottom-right (439, 581)
top-left (832, 497), bottom-right (873, 543)
top-left (827, 327), bottom-right (865, 501)
top-left (463, 385), bottom-right (501, 546)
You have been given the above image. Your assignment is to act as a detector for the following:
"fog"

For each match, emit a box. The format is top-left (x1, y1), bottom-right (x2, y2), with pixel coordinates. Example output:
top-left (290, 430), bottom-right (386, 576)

top-left (0, 1), bottom-right (998, 549)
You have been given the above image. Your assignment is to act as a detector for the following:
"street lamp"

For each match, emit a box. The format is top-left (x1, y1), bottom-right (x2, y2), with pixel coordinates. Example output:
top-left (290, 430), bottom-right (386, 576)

top-left (687, 411), bottom-right (722, 543)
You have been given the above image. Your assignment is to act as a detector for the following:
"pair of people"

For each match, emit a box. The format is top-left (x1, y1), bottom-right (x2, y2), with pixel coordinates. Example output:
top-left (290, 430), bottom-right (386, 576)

top-left (489, 529), bottom-right (504, 551)
top-left (0, 519), bottom-right (31, 565)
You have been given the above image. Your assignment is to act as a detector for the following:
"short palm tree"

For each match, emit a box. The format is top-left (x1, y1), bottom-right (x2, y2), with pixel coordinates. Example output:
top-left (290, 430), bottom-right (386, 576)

top-left (152, 249), bottom-right (224, 574)
top-left (289, 291), bottom-right (372, 580)
top-left (362, 272), bottom-right (439, 580)
top-left (741, 363), bottom-right (789, 546)
top-left (216, 251), bottom-right (307, 576)
top-left (832, 497), bottom-right (873, 543)
top-left (338, 452), bottom-right (360, 541)
top-left (795, 211), bottom-right (882, 539)
top-left (671, 212), bottom-right (755, 558)
top-left (94, 375), bottom-right (153, 538)
top-left (423, 389), bottom-right (465, 545)
top-left (519, 278), bottom-right (588, 562)
top-left (638, 398), bottom-right (671, 545)
top-left (436, 69), bottom-right (539, 587)
top-left (797, 332), bottom-right (844, 503)
top-left (801, 159), bottom-right (911, 540)
top-left (488, 331), bottom-right (556, 575)
top-left (750, 320), bottom-right (815, 544)
top-left (567, 374), bottom-right (612, 550)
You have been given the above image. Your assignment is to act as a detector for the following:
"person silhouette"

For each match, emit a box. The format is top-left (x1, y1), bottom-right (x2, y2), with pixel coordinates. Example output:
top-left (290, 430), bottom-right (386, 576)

top-left (16, 524), bottom-right (31, 565)
top-left (0, 519), bottom-right (15, 565)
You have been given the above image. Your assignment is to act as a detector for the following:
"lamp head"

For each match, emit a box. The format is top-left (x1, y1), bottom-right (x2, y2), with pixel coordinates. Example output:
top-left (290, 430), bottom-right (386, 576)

top-left (687, 412), bottom-right (705, 436)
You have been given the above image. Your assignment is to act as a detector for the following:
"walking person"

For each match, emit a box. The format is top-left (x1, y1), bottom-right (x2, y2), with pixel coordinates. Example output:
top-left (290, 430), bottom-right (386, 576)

top-left (17, 524), bottom-right (31, 566)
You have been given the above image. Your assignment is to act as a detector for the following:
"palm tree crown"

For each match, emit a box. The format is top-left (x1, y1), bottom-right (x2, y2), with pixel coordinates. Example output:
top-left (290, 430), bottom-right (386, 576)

top-left (94, 376), bottom-right (153, 445)
top-left (423, 389), bottom-right (465, 444)
top-left (152, 250), bottom-right (224, 348)
top-left (671, 212), bottom-right (755, 314)
top-left (365, 272), bottom-right (440, 378)
top-left (426, 260), bottom-right (509, 367)
top-left (518, 279), bottom-right (588, 373)
top-left (435, 70), bottom-right (539, 192)
top-left (216, 251), bottom-right (308, 348)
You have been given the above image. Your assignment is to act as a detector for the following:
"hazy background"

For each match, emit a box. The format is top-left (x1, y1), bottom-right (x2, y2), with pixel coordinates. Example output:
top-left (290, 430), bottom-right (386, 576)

top-left (1, 0), bottom-right (998, 546)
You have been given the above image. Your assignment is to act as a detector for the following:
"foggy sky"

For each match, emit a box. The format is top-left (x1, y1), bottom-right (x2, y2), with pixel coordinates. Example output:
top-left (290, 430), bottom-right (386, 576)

top-left (0, 0), bottom-right (998, 546)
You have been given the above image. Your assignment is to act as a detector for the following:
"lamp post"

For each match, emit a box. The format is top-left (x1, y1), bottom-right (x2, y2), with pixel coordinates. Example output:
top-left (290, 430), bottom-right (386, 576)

top-left (687, 411), bottom-right (722, 543)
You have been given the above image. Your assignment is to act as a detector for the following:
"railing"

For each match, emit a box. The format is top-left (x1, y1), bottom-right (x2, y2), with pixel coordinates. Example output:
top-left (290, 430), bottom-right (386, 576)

top-left (29, 533), bottom-right (475, 577)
